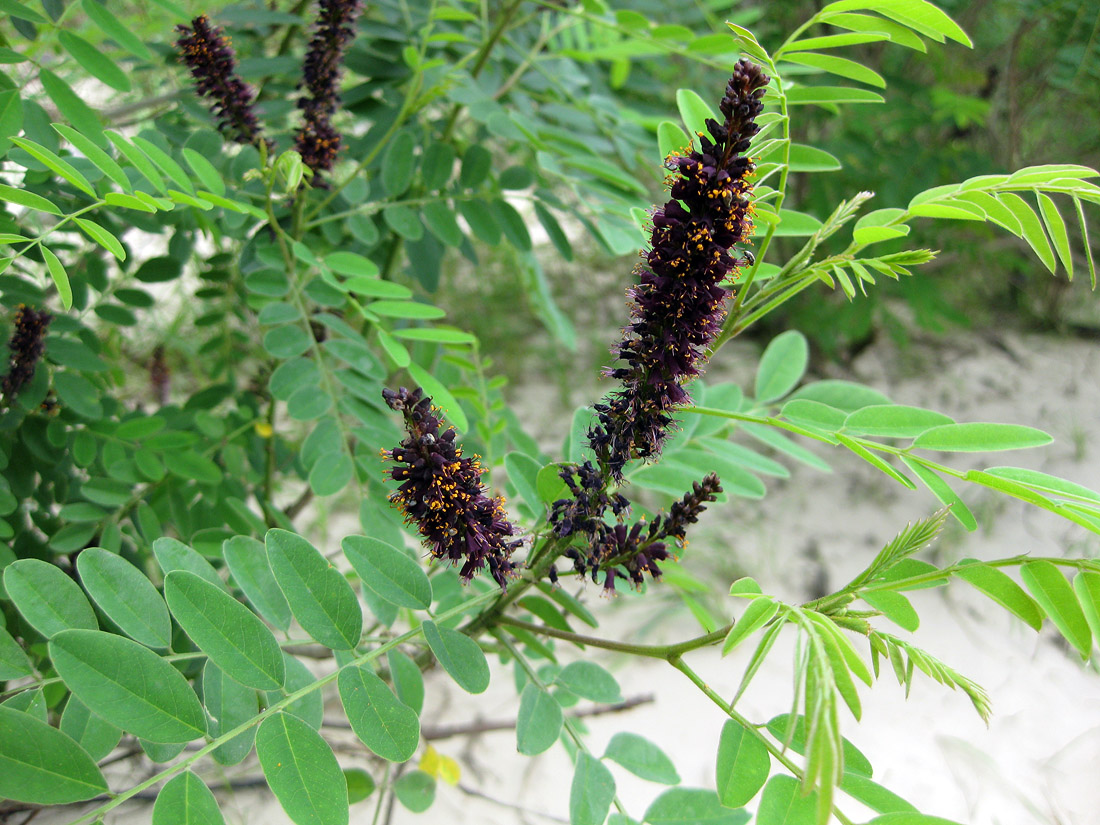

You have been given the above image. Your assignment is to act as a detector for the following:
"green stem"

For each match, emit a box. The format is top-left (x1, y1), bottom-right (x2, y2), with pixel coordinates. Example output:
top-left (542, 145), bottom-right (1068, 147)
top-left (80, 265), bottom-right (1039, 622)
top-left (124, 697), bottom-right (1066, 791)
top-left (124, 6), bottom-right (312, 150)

top-left (667, 655), bottom-right (856, 825)
top-left (498, 615), bottom-right (731, 659)
top-left (10, 201), bottom-right (106, 271)
top-left (61, 590), bottom-right (498, 825)
top-left (728, 272), bottom-right (819, 336)
top-left (439, 0), bottom-right (525, 140)
top-left (804, 554), bottom-right (1100, 611)
top-left (462, 535), bottom-right (568, 636)
top-left (494, 630), bottom-right (629, 818)
top-left (264, 182), bottom-right (365, 501)
top-left (370, 763), bottom-right (392, 825)
top-left (263, 396), bottom-right (278, 526)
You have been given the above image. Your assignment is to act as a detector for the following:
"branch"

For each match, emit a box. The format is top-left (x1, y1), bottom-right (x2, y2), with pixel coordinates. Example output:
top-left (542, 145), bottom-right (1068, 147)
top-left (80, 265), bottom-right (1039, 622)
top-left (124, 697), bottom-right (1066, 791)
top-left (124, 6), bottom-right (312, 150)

top-left (497, 615), bottom-right (732, 659)
top-left (322, 694), bottom-right (655, 739)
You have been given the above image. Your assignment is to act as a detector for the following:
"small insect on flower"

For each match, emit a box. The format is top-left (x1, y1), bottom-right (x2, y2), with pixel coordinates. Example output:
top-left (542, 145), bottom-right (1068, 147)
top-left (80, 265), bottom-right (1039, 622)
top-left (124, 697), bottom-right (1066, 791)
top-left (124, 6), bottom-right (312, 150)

top-left (381, 386), bottom-right (521, 588)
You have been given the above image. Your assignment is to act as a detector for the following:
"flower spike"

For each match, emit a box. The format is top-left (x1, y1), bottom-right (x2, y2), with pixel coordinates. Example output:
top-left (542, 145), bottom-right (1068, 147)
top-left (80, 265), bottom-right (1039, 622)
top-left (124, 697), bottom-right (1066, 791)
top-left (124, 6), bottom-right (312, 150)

top-left (2, 305), bottom-right (51, 404)
top-left (295, 0), bottom-right (363, 177)
top-left (587, 59), bottom-right (770, 480)
top-left (382, 386), bottom-right (521, 588)
top-left (175, 15), bottom-right (267, 147)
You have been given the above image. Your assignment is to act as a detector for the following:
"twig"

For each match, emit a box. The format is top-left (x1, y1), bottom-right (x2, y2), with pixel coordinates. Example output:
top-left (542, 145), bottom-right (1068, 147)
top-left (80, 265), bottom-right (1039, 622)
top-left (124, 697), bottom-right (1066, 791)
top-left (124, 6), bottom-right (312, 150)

top-left (283, 486), bottom-right (315, 520)
top-left (321, 694), bottom-right (654, 738)
top-left (103, 92), bottom-right (183, 121)
top-left (456, 782), bottom-right (569, 824)
top-left (497, 615), bottom-right (732, 659)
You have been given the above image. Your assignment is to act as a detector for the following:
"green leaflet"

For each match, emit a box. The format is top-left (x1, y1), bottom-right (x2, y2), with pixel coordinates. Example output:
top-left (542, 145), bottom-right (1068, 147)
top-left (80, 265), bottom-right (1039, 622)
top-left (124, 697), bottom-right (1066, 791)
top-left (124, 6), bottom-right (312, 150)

top-left (338, 664), bottom-right (420, 762)
top-left (1020, 561), bottom-right (1092, 659)
top-left (59, 695), bottom-right (122, 762)
top-left (516, 683), bottom-right (563, 756)
top-left (265, 529), bottom-right (363, 650)
top-left (76, 547), bottom-right (172, 648)
top-left (756, 775), bottom-right (818, 825)
top-left (342, 535), bottom-right (431, 609)
top-left (603, 732), bottom-right (679, 785)
top-left (644, 787), bottom-right (749, 825)
top-left (569, 752), bottom-right (616, 825)
top-left (201, 661), bottom-right (258, 766)
top-left (554, 661), bottom-right (622, 703)
top-left (715, 721), bottom-right (769, 806)
top-left (151, 771), bottom-right (226, 825)
top-left (955, 561), bottom-right (1043, 631)
top-left (224, 535), bottom-right (293, 631)
top-left (422, 620), bottom-right (490, 694)
top-left (0, 706), bottom-right (108, 804)
top-left (164, 570), bottom-right (286, 690)
top-left (4, 558), bottom-right (98, 637)
top-left (49, 629), bottom-right (207, 743)
top-left (256, 712), bottom-right (350, 825)
top-left (911, 423), bottom-right (1053, 452)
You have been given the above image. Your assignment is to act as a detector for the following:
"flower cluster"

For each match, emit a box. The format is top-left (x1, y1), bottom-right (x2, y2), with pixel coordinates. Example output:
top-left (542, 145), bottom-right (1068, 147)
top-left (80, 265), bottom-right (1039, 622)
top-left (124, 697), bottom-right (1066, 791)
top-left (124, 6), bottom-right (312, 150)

top-left (175, 15), bottom-right (266, 146)
top-left (295, 0), bottom-right (363, 176)
top-left (587, 59), bottom-right (770, 480)
top-left (2, 305), bottom-right (51, 403)
top-left (549, 460), bottom-right (630, 540)
top-left (382, 386), bottom-right (521, 588)
top-left (550, 463), bottom-right (722, 593)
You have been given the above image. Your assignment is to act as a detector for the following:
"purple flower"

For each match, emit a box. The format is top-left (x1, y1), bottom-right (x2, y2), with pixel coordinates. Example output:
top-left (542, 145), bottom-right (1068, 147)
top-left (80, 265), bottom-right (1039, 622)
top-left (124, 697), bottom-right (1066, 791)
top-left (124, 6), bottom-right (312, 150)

top-left (295, 0), bottom-right (362, 176)
top-left (176, 15), bottom-right (266, 147)
top-left (551, 462), bottom-right (722, 591)
top-left (587, 59), bottom-right (770, 480)
top-left (2, 305), bottom-right (51, 403)
top-left (382, 386), bottom-right (521, 588)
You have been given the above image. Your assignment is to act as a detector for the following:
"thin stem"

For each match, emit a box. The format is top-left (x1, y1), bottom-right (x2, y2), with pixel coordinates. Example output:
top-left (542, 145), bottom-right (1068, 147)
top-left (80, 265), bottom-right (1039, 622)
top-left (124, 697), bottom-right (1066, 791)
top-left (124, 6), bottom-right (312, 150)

top-left (497, 615), bottom-right (731, 659)
top-left (492, 16), bottom-right (570, 101)
top-left (668, 655), bottom-right (856, 825)
top-left (462, 535), bottom-right (568, 635)
top-left (370, 763), bottom-right (392, 825)
top-left (264, 181), bottom-right (366, 502)
top-left (803, 554), bottom-right (1100, 611)
top-left (60, 590), bottom-right (499, 825)
top-left (263, 396), bottom-right (277, 525)
top-left (9, 201), bottom-right (106, 271)
top-left (495, 631), bottom-right (629, 818)
top-left (439, 0), bottom-right (525, 139)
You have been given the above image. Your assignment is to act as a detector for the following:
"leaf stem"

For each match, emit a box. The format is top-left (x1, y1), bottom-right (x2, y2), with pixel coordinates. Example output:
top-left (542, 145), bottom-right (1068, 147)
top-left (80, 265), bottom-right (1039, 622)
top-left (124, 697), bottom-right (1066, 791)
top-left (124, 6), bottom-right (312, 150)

top-left (667, 655), bottom-right (856, 825)
top-left (60, 590), bottom-right (499, 825)
top-left (497, 615), bottom-right (731, 659)
top-left (495, 630), bottom-right (629, 818)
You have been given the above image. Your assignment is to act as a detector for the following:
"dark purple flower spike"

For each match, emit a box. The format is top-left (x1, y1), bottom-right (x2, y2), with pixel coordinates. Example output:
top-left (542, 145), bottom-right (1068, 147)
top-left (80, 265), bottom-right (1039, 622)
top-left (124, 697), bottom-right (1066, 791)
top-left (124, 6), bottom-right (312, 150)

top-left (382, 386), bottom-right (521, 588)
top-left (295, 0), bottom-right (363, 176)
top-left (175, 15), bottom-right (267, 147)
top-left (587, 59), bottom-right (770, 480)
top-left (2, 305), bottom-right (51, 404)
top-left (550, 463), bottom-right (722, 592)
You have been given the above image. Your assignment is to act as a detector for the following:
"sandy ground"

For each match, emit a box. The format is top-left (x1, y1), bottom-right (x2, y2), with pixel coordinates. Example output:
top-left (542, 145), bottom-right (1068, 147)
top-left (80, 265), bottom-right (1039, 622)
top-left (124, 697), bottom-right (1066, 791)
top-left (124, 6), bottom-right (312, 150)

top-left (35, 329), bottom-right (1100, 825)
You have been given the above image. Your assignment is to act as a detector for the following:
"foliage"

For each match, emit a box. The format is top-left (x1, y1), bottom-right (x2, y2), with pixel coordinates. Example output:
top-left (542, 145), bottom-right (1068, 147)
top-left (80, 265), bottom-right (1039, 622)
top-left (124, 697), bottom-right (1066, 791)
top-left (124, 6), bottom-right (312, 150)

top-left (0, 2), bottom-right (1098, 825)
top-left (745, 0), bottom-right (1100, 354)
